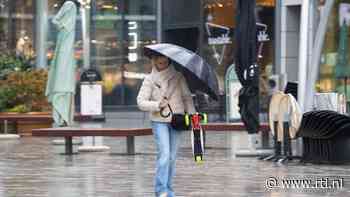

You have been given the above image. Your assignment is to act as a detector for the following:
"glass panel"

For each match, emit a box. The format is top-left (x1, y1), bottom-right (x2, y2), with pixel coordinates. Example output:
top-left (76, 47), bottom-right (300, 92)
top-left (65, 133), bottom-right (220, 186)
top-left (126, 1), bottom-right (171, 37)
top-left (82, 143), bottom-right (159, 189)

top-left (256, 4), bottom-right (275, 113)
top-left (202, 0), bottom-right (275, 113)
top-left (203, 0), bottom-right (235, 93)
top-left (318, 1), bottom-right (345, 90)
top-left (92, 0), bottom-right (157, 106)
top-left (0, 0), bottom-right (9, 51)
top-left (0, 0), bottom-right (35, 61)
top-left (318, 0), bottom-right (350, 108)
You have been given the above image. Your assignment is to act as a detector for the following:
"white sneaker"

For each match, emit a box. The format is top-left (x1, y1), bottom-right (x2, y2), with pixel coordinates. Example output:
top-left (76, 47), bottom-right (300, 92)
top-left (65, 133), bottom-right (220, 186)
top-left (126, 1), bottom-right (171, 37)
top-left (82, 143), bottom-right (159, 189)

top-left (159, 192), bottom-right (168, 197)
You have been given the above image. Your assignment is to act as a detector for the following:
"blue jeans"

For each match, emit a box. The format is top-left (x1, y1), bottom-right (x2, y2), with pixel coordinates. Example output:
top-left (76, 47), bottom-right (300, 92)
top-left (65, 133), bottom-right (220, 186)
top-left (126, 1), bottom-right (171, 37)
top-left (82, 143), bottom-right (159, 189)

top-left (152, 121), bottom-right (181, 197)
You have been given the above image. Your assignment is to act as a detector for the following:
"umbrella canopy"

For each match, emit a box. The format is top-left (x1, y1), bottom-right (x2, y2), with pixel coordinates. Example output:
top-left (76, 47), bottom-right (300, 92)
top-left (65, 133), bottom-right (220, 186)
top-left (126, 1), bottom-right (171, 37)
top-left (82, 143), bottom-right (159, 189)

top-left (235, 0), bottom-right (260, 134)
top-left (144, 43), bottom-right (219, 100)
top-left (45, 1), bottom-right (78, 126)
top-left (235, 0), bottom-right (258, 86)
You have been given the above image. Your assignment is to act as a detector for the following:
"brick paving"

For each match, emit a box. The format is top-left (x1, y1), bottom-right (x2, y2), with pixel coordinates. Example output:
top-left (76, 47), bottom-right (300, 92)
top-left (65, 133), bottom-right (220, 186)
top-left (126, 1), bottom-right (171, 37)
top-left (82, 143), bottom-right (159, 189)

top-left (1, 130), bottom-right (350, 197)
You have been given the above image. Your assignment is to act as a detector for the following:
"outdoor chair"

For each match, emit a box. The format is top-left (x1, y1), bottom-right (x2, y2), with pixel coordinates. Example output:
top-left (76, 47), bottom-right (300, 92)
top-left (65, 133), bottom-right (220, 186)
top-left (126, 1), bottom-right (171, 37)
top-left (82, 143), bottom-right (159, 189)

top-left (297, 110), bottom-right (350, 164)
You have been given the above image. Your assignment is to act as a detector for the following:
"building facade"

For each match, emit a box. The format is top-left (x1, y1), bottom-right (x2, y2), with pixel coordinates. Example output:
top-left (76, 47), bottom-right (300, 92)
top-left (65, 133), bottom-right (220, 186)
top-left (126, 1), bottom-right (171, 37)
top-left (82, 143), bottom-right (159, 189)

top-left (316, 0), bottom-right (350, 100)
top-left (1, 0), bottom-right (158, 110)
top-left (275, 0), bottom-right (350, 111)
top-left (1, 0), bottom-right (278, 115)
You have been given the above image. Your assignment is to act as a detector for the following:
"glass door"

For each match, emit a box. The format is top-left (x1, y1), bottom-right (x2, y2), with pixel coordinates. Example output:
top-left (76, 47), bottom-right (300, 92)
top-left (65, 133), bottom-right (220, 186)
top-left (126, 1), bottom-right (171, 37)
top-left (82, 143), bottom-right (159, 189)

top-left (91, 0), bottom-right (157, 106)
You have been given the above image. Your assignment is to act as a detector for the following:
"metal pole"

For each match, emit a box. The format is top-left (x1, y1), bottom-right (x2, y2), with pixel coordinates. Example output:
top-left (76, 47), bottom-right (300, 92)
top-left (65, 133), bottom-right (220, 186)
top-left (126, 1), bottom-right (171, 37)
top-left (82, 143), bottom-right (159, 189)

top-left (81, 5), bottom-right (91, 70)
top-left (4, 120), bottom-right (8, 134)
top-left (35, 0), bottom-right (48, 68)
top-left (274, 0), bottom-right (282, 76)
top-left (298, 0), bottom-right (310, 112)
top-left (120, 0), bottom-right (127, 105)
top-left (304, 0), bottom-right (335, 111)
top-left (157, 0), bottom-right (162, 42)
top-left (127, 136), bottom-right (135, 154)
top-left (90, 0), bottom-right (97, 68)
top-left (65, 136), bottom-right (73, 155)
top-left (81, 1), bottom-right (94, 148)
top-left (8, 0), bottom-right (16, 51)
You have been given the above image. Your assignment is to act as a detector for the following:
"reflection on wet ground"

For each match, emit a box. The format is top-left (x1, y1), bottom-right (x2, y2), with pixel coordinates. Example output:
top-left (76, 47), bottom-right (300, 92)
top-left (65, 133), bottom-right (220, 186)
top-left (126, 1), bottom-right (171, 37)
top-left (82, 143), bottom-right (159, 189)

top-left (1, 131), bottom-right (349, 197)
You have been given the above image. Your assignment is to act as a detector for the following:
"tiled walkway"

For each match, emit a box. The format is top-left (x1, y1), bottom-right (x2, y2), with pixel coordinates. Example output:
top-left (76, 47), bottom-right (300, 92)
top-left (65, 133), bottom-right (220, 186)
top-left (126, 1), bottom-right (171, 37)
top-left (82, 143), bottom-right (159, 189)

top-left (1, 130), bottom-right (349, 197)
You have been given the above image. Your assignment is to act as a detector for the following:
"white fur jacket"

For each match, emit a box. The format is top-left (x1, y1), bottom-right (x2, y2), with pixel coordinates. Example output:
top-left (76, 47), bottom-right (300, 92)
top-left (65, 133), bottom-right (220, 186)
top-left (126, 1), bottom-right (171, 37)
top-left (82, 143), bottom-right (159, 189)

top-left (137, 65), bottom-right (196, 123)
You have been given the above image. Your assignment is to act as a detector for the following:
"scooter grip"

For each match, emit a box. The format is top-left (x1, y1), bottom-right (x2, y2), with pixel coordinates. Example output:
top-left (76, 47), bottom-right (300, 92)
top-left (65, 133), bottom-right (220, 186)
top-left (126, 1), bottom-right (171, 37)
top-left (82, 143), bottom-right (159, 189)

top-left (202, 113), bottom-right (208, 124)
top-left (185, 114), bottom-right (190, 126)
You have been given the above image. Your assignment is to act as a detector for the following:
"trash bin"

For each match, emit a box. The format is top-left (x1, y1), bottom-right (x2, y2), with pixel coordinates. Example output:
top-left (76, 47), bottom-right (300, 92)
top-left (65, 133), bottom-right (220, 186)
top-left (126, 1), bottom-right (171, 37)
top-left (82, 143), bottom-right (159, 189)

top-left (79, 69), bottom-right (109, 152)
top-left (80, 69), bottom-right (104, 120)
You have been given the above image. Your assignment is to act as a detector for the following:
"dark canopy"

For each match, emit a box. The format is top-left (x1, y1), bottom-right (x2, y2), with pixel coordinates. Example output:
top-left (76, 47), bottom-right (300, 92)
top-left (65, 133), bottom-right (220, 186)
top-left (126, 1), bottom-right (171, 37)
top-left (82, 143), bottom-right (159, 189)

top-left (235, 0), bottom-right (260, 134)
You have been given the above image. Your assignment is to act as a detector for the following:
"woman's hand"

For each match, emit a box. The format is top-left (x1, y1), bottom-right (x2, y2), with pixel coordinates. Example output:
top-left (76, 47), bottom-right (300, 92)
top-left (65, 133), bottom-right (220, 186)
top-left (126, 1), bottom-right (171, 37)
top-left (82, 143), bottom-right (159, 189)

top-left (159, 97), bottom-right (171, 118)
top-left (159, 97), bottom-right (169, 109)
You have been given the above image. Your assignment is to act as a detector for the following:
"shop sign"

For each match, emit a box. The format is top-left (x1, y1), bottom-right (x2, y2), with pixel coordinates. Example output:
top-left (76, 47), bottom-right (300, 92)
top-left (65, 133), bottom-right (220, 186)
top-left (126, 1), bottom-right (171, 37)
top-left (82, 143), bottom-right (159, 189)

top-left (208, 34), bottom-right (231, 45)
top-left (205, 22), bottom-right (231, 65)
top-left (206, 22), bottom-right (232, 45)
top-left (128, 21), bottom-right (138, 62)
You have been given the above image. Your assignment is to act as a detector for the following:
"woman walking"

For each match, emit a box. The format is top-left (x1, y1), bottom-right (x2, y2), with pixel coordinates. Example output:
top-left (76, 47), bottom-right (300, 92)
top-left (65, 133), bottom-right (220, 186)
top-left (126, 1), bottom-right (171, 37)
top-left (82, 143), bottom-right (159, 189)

top-left (137, 53), bottom-right (196, 197)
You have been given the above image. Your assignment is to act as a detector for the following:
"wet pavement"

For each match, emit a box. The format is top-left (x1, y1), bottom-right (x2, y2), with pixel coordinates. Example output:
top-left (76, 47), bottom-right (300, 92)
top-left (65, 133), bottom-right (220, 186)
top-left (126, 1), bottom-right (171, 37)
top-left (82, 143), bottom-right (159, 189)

top-left (1, 129), bottom-right (350, 197)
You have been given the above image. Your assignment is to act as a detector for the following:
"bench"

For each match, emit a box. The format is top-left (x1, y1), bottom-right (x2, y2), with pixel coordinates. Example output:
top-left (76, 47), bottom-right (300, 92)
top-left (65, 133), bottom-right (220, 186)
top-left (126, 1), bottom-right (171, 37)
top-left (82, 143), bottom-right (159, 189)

top-left (0, 114), bottom-right (101, 135)
top-left (32, 123), bottom-right (270, 155)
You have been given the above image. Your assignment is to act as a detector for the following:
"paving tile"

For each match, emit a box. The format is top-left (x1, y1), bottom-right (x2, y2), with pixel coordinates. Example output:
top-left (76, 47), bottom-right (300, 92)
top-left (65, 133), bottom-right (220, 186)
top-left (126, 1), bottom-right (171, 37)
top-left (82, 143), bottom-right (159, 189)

top-left (0, 133), bottom-right (349, 197)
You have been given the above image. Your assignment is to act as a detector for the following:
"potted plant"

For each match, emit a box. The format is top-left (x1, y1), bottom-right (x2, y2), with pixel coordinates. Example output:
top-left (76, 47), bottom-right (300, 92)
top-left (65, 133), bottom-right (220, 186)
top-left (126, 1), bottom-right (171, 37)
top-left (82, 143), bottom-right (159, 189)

top-left (0, 56), bottom-right (52, 135)
top-left (0, 69), bottom-right (50, 111)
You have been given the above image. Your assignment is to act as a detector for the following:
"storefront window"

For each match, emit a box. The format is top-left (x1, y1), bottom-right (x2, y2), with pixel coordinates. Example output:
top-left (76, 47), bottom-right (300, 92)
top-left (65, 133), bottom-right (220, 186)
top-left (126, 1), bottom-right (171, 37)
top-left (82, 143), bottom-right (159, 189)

top-left (202, 0), bottom-right (275, 112)
top-left (0, 0), bottom-right (35, 61)
top-left (91, 0), bottom-right (157, 106)
top-left (318, 0), bottom-right (350, 102)
top-left (202, 0), bottom-right (235, 92)
top-left (1, 0), bottom-right (275, 110)
top-left (46, 0), bottom-right (157, 107)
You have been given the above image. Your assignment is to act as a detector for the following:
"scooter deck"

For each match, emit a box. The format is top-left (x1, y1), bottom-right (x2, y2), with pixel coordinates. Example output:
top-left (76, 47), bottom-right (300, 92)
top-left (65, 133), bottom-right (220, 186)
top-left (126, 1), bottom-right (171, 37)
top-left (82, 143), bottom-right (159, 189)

top-left (191, 127), bottom-right (204, 163)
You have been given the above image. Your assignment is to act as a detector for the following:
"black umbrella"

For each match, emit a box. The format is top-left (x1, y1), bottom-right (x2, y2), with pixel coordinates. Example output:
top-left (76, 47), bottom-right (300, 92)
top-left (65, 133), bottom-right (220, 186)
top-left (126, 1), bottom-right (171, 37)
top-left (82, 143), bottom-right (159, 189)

top-left (144, 43), bottom-right (219, 100)
top-left (235, 0), bottom-right (260, 134)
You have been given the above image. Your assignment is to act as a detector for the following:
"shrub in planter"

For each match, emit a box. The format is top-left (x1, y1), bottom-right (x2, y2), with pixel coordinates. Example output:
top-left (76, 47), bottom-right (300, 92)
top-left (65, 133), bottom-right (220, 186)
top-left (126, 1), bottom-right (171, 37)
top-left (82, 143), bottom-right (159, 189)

top-left (0, 69), bottom-right (51, 113)
top-left (0, 53), bottom-right (33, 80)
